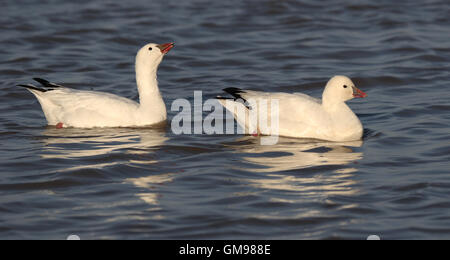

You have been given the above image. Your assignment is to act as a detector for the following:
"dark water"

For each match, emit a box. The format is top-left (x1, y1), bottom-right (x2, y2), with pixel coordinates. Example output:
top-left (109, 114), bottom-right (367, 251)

top-left (1, 0), bottom-right (449, 239)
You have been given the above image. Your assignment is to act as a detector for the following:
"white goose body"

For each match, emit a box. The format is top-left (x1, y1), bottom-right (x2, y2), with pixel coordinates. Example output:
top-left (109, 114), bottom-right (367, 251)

top-left (19, 43), bottom-right (174, 128)
top-left (218, 76), bottom-right (367, 142)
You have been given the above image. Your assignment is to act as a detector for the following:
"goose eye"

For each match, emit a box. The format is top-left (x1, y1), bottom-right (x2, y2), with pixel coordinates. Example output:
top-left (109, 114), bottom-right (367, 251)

top-left (343, 85), bottom-right (348, 88)
top-left (148, 47), bottom-right (153, 51)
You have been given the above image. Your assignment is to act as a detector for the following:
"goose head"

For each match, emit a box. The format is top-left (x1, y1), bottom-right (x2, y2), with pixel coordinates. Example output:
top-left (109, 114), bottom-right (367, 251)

top-left (135, 42), bottom-right (174, 72)
top-left (322, 75), bottom-right (367, 105)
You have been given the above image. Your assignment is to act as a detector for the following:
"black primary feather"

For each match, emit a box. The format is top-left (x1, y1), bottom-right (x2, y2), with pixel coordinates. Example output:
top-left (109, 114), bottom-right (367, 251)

top-left (223, 87), bottom-right (245, 99)
top-left (17, 84), bottom-right (49, 92)
top-left (220, 87), bottom-right (252, 110)
top-left (33, 78), bottom-right (64, 89)
top-left (17, 78), bottom-right (64, 92)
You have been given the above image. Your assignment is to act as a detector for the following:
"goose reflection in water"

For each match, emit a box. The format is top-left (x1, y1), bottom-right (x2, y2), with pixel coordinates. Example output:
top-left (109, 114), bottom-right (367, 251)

top-left (226, 136), bottom-right (364, 197)
top-left (40, 125), bottom-right (168, 161)
top-left (39, 125), bottom-right (172, 211)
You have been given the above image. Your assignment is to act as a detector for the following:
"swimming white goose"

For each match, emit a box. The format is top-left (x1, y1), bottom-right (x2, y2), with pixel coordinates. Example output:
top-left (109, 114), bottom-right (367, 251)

top-left (18, 42), bottom-right (174, 128)
top-left (217, 76), bottom-right (367, 142)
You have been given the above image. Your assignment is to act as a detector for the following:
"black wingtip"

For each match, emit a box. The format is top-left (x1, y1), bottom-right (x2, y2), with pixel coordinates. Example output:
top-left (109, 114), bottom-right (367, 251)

top-left (220, 87), bottom-right (252, 110)
top-left (216, 96), bottom-right (237, 101)
top-left (33, 78), bottom-right (62, 88)
top-left (17, 84), bottom-right (47, 92)
top-left (223, 87), bottom-right (245, 95)
top-left (223, 87), bottom-right (247, 100)
top-left (33, 78), bottom-right (50, 85)
top-left (17, 78), bottom-right (62, 93)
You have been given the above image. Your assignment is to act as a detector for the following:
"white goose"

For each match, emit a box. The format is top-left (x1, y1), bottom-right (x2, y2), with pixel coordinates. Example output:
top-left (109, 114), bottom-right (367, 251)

top-left (218, 76), bottom-right (368, 142)
top-left (18, 42), bottom-right (174, 128)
